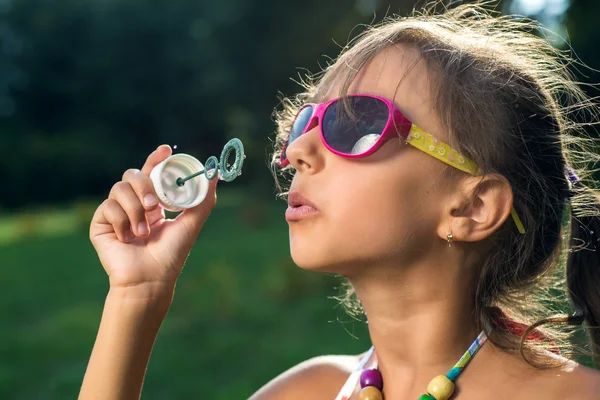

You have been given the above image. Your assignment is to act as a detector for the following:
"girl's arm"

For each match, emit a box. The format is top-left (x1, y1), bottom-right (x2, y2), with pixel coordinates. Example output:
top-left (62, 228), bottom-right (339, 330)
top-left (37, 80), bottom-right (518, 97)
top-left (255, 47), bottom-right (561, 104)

top-left (83, 144), bottom-right (218, 399)
top-left (79, 287), bottom-right (173, 400)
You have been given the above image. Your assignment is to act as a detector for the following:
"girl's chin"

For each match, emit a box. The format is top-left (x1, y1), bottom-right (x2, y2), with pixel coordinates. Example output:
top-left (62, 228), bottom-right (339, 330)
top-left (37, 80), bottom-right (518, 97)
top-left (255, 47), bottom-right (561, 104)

top-left (290, 250), bottom-right (351, 274)
top-left (289, 238), bottom-right (364, 273)
top-left (290, 252), bottom-right (334, 272)
top-left (290, 256), bottom-right (328, 271)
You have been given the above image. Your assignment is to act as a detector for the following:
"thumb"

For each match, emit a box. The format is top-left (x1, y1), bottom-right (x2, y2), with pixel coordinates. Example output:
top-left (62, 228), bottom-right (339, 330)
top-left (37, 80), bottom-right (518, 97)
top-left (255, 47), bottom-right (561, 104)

top-left (175, 174), bottom-right (219, 238)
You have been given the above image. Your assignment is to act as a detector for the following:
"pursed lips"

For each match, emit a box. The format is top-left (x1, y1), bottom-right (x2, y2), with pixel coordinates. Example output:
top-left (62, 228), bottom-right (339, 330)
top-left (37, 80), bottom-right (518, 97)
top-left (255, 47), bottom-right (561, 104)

top-left (287, 191), bottom-right (319, 210)
top-left (285, 190), bottom-right (319, 221)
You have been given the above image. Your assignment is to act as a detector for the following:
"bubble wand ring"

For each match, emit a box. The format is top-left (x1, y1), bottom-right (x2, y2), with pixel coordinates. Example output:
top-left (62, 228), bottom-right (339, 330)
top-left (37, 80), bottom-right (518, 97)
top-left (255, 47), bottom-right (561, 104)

top-left (150, 138), bottom-right (245, 212)
top-left (219, 138), bottom-right (244, 182)
top-left (204, 156), bottom-right (220, 181)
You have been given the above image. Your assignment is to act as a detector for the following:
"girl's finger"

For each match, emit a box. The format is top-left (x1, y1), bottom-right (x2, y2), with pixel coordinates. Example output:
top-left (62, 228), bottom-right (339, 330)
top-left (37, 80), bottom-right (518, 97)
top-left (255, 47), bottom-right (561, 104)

top-left (141, 145), bottom-right (172, 176)
top-left (122, 168), bottom-right (160, 211)
top-left (97, 199), bottom-right (134, 242)
top-left (108, 181), bottom-right (150, 237)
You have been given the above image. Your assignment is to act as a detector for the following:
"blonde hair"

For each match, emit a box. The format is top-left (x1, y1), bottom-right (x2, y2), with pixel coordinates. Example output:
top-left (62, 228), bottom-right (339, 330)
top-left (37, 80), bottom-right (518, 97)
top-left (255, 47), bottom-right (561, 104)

top-left (270, 3), bottom-right (600, 368)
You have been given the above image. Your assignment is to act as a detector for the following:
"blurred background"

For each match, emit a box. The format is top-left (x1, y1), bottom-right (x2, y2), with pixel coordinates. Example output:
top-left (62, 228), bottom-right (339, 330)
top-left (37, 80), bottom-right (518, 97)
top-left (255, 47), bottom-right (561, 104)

top-left (1, 0), bottom-right (599, 398)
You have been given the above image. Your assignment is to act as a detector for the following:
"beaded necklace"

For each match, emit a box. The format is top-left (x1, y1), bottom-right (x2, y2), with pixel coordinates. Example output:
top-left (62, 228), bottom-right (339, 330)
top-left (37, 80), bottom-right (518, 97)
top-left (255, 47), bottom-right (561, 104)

top-left (335, 331), bottom-right (488, 400)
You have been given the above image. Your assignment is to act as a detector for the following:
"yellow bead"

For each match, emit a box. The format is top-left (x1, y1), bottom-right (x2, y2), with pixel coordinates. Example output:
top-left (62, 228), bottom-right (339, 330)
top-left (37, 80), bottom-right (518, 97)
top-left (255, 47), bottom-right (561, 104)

top-left (426, 375), bottom-right (455, 400)
top-left (358, 386), bottom-right (383, 400)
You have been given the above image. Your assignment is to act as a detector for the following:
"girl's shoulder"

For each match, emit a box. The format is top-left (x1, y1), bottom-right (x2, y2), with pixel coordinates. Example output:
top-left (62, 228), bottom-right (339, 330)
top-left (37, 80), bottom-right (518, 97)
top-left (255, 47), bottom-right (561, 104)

top-left (519, 352), bottom-right (600, 400)
top-left (555, 361), bottom-right (600, 399)
top-left (248, 352), bottom-right (363, 400)
top-left (248, 350), bottom-right (600, 400)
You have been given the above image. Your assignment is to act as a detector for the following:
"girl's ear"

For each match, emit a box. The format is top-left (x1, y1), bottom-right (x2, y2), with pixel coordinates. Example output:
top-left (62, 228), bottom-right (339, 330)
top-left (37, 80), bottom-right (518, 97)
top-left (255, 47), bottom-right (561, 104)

top-left (437, 174), bottom-right (514, 243)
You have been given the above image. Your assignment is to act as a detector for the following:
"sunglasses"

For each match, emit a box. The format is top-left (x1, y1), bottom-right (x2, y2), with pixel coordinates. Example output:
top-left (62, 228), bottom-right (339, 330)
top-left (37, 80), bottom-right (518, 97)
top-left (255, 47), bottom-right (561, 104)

top-left (279, 94), bottom-right (526, 235)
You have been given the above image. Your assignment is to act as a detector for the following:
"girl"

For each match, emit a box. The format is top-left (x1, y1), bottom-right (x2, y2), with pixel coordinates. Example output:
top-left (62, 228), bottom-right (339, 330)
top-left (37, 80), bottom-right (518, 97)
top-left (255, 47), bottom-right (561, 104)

top-left (80, 4), bottom-right (600, 399)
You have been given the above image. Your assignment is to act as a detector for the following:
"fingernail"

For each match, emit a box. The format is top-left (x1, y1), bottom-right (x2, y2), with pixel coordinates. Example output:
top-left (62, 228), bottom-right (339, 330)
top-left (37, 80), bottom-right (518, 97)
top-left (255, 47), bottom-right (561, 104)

top-left (144, 194), bottom-right (158, 207)
top-left (138, 222), bottom-right (149, 235)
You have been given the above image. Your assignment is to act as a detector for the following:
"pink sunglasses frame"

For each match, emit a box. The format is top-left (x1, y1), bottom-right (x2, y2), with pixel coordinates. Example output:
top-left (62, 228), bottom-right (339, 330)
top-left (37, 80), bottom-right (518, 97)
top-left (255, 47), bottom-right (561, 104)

top-left (279, 93), bottom-right (527, 235)
top-left (279, 94), bottom-right (412, 167)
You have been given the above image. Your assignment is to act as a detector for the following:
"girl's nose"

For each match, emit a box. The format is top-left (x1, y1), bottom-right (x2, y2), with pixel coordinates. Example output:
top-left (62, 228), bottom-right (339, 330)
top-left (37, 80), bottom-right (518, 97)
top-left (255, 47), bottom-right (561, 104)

top-left (284, 124), bottom-right (325, 174)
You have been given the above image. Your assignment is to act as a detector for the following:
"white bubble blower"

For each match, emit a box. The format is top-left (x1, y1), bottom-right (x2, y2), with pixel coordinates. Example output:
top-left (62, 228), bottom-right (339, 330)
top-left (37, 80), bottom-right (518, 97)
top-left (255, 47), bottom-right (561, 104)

top-left (150, 138), bottom-right (245, 212)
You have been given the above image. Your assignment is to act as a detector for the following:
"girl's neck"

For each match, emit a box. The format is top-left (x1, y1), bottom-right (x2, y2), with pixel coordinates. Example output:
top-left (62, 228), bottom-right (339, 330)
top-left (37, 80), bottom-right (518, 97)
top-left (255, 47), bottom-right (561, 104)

top-left (347, 256), bottom-right (483, 398)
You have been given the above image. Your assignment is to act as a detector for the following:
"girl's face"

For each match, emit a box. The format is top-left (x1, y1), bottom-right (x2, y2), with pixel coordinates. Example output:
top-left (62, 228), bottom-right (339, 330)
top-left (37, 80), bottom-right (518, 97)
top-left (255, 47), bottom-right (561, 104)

top-left (284, 46), bottom-right (458, 275)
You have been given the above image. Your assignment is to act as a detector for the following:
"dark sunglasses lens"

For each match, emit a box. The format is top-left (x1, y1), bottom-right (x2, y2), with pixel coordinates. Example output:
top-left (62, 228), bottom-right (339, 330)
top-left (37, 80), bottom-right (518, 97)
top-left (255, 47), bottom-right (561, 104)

top-left (282, 105), bottom-right (314, 161)
top-left (322, 97), bottom-right (389, 155)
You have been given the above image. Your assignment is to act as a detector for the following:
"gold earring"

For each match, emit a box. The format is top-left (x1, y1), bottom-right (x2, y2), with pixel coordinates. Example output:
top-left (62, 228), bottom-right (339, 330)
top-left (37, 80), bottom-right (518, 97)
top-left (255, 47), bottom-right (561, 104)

top-left (447, 232), bottom-right (453, 247)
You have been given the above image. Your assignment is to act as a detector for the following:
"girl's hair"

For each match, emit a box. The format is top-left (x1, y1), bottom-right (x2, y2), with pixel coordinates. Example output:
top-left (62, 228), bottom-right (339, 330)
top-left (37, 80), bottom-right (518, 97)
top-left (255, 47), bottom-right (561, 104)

top-left (270, 3), bottom-right (600, 368)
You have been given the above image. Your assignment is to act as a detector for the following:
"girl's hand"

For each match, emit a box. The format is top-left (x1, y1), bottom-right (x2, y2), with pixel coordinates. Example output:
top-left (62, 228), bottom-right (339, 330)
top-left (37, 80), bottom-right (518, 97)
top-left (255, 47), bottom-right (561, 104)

top-left (89, 145), bottom-right (218, 298)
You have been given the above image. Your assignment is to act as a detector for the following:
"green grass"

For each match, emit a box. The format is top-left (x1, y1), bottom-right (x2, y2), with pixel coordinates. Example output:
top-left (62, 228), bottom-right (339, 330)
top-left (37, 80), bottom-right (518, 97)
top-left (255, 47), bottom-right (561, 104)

top-left (0, 198), bottom-right (370, 400)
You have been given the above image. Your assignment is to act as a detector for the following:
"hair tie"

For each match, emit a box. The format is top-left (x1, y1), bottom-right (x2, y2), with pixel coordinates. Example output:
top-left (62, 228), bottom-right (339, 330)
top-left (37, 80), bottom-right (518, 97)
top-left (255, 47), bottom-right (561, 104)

top-left (566, 165), bottom-right (580, 184)
top-left (566, 165), bottom-right (580, 199)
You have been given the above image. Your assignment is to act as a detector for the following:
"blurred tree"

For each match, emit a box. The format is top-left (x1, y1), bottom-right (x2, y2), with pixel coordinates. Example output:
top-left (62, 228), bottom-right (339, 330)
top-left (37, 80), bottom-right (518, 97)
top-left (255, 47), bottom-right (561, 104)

top-left (1, 0), bottom-right (598, 209)
top-left (0, 0), bottom-right (23, 118)
top-left (563, 0), bottom-right (600, 89)
top-left (0, 0), bottom-right (414, 209)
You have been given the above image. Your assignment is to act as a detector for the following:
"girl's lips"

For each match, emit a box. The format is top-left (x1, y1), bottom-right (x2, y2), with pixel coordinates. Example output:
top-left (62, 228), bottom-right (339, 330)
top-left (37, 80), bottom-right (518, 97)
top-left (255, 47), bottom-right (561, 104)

top-left (285, 205), bottom-right (319, 221)
top-left (287, 191), bottom-right (318, 210)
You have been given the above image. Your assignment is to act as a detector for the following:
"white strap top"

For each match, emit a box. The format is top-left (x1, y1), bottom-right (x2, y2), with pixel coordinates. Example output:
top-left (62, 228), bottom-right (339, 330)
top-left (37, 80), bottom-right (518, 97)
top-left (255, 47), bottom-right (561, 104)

top-left (334, 346), bottom-right (377, 400)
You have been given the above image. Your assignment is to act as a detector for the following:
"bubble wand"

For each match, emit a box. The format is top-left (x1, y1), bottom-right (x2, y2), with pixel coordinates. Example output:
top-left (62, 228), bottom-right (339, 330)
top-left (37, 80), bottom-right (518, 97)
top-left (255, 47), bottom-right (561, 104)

top-left (150, 138), bottom-right (245, 212)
